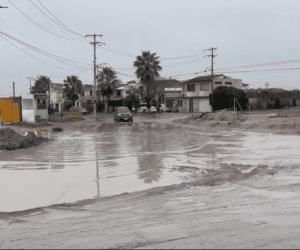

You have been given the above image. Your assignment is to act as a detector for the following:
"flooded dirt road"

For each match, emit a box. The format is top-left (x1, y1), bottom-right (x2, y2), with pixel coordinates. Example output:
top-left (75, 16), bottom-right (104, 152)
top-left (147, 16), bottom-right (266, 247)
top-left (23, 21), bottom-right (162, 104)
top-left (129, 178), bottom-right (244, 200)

top-left (1, 116), bottom-right (300, 248)
top-left (1, 121), bottom-right (300, 213)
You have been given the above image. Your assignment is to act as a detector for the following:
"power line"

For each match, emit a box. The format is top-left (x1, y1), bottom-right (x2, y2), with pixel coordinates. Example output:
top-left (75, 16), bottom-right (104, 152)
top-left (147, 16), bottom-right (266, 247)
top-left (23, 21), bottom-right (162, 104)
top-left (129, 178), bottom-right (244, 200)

top-left (216, 67), bottom-right (300, 74)
top-left (101, 43), bottom-right (207, 61)
top-left (8, 0), bottom-right (79, 39)
top-left (0, 30), bottom-right (91, 69)
top-left (35, 0), bottom-right (84, 38)
top-left (1, 34), bottom-right (75, 70)
top-left (160, 51), bottom-right (205, 60)
top-left (216, 59), bottom-right (300, 71)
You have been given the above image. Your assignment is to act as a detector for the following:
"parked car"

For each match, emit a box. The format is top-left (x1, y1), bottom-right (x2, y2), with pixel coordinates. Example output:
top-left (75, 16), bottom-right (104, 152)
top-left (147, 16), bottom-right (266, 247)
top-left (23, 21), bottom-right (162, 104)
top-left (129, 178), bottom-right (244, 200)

top-left (114, 106), bottom-right (133, 123)
top-left (69, 106), bottom-right (88, 115)
top-left (150, 106), bottom-right (157, 112)
top-left (138, 103), bottom-right (147, 113)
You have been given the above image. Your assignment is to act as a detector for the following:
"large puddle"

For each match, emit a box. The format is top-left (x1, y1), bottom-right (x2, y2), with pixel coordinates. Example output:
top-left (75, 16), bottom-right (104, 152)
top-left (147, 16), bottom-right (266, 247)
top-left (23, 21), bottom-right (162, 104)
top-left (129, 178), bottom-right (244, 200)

top-left (1, 123), bottom-right (300, 212)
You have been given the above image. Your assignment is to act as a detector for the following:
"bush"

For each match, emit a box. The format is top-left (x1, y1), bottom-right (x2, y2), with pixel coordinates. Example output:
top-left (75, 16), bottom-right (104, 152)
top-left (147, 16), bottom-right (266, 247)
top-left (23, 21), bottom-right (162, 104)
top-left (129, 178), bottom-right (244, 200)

top-left (63, 100), bottom-right (73, 111)
top-left (212, 86), bottom-right (249, 111)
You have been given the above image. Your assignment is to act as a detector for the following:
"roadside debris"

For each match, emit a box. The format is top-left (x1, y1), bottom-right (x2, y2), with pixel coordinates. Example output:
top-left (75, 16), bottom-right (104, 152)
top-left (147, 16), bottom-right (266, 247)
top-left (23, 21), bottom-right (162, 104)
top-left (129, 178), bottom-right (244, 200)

top-left (173, 110), bottom-right (246, 127)
top-left (0, 128), bottom-right (47, 150)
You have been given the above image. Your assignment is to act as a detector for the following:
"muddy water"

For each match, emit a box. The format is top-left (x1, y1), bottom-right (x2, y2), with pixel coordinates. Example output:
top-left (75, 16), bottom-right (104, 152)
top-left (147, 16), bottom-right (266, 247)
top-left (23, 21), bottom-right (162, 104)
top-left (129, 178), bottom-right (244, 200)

top-left (1, 123), bottom-right (300, 212)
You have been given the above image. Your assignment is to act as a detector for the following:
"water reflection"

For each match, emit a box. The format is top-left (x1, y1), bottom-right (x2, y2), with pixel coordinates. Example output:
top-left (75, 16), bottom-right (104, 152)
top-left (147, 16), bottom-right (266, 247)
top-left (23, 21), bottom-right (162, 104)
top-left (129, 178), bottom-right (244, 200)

top-left (2, 123), bottom-right (299, 212)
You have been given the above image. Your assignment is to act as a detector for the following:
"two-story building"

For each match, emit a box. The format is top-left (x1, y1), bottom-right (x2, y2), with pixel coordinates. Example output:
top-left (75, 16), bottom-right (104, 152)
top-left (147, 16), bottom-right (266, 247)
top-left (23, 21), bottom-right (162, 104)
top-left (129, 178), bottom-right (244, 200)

top-left (181, 74), bottom-right (247, 113)
top-left (181, 75), bottom-right (215, 113)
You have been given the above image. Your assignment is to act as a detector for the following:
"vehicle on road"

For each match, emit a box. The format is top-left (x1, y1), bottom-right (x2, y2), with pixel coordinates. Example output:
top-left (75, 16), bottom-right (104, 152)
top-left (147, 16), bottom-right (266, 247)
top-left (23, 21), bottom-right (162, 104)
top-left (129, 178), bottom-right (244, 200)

top-left (114, 106), bottom-right (133, 123)
top-left (69, 106), bottom-right (88, 115)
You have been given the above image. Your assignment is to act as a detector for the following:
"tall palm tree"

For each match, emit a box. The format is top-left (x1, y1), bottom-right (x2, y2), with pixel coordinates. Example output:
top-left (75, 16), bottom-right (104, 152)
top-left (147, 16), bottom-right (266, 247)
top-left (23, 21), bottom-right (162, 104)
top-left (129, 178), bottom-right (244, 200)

top-left (63, 75), bottom-right (83, 104)
top-left (97, 67), bottom-right (120, 113)
top-left (133, 51), bottom-right (162, 109)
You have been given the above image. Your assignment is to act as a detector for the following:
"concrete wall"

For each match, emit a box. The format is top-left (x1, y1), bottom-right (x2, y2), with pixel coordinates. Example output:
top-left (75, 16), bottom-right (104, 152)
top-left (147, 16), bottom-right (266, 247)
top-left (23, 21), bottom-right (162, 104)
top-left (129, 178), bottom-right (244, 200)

top-left (214, 76), bottom-right (243, 89)
top-left (22, 110), bottom-right (35, 123)
top-left (22, 98), bottom-right (35, 123)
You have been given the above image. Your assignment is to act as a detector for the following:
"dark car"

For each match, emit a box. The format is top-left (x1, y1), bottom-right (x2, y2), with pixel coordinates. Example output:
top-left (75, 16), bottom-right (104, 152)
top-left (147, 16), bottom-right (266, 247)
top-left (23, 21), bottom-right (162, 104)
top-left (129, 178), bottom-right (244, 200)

top-left (114, 106), bottom-right (133, 123)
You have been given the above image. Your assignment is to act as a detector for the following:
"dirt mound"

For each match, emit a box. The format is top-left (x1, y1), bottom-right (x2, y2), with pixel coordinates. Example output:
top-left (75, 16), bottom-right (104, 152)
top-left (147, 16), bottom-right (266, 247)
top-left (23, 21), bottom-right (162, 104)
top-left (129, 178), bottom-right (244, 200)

top-left (0, 128), bottom-right (47, 150)
top-left (174, 110), bottom-right (245, 128)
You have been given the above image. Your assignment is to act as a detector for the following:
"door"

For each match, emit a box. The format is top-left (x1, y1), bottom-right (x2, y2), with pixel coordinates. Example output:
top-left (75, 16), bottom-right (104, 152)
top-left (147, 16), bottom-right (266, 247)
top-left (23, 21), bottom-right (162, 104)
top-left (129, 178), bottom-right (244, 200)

top-left (189, 99), bottom-right (194, 112)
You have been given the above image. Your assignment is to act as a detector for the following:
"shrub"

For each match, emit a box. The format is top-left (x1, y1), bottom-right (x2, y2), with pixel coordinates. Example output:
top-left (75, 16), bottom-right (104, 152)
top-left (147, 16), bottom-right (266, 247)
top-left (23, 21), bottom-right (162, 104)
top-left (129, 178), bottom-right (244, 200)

top-left (212, 86), bottom-right (249, 111)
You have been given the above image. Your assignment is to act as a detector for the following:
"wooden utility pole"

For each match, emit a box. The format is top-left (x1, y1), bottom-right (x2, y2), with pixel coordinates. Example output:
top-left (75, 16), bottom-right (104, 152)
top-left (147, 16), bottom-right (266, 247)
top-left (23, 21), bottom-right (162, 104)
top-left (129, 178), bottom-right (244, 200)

top-left (204, 47), bottom-right (217, 111)
top-left (12, 82), bottom-right (15, 97)
top-left (265, 81), bottom-right (270, 92)
top-left (85, 34), bottom-right (104, 120)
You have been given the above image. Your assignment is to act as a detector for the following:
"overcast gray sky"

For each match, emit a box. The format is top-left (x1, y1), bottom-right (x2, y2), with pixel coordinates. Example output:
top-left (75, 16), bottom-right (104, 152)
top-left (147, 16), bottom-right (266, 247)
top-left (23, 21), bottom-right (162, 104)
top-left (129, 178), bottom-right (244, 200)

top-left (1, 0), bottom-right (300, 97)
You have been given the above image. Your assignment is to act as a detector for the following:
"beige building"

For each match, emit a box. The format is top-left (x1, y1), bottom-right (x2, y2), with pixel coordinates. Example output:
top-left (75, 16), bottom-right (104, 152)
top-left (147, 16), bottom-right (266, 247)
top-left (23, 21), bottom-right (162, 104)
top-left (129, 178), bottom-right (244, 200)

top-left (213, 75), bottom-right (244, 89)
top-left (181, 74), bottom-right (246, 113)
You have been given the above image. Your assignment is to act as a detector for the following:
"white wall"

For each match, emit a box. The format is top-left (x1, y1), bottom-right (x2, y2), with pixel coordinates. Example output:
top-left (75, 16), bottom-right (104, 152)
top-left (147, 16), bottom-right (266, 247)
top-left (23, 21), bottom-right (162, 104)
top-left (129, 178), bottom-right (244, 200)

top-left (199, 98), bottom-right (212, 112)
top-left (22, 110), bottom-right (35, 123)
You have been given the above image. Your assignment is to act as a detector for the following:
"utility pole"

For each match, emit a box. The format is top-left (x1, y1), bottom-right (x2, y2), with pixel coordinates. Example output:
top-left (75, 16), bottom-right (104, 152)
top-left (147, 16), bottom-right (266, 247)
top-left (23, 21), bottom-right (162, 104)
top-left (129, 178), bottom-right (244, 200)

top-left (85, 34), bottom-right (104, 120)
top-left (204, 47), bottom-right (217, 111)
top-left (264, 81), bottom-right (270, 92)
top-left (12, 82), bottom-right (15, 98)
top-left (27, 76), bottom-right (34, 94)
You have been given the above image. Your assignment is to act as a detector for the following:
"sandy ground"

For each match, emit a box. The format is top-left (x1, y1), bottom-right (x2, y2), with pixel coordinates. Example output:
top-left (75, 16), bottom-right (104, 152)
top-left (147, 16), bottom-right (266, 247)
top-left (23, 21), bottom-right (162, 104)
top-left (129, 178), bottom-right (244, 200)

top-left (1, 107), bottom-right (300, 248)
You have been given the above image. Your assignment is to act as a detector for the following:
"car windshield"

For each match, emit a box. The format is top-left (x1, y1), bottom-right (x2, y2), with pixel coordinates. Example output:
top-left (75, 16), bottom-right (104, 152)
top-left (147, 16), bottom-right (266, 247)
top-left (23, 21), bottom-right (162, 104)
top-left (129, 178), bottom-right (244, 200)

top-left (117, 107), bottom-right (130, 113)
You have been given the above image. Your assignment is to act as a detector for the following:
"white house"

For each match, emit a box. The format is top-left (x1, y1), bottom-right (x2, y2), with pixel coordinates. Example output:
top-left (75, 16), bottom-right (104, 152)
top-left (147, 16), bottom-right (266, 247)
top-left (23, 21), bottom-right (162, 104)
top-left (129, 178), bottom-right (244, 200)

top-left (181, 74), bottom-right (247, 113)
top-left (50, 83), bottom-right (64, 113)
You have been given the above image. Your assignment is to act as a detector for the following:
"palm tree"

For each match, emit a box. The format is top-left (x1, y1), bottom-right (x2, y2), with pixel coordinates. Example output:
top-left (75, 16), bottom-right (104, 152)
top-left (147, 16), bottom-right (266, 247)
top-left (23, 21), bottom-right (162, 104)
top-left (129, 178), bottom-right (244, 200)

top-left (63, 75), bottom-right (83, 104)
top-left (133, 51), bottom-right (162, 109)
top-left (97, 67), bottom-right (120, 113)
top-left (32, 75), bottom-right (51, 94)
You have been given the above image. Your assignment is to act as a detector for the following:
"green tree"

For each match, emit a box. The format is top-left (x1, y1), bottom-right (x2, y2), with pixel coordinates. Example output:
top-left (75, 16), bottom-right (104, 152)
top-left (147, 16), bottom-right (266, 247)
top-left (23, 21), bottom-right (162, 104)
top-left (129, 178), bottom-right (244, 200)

top-left (32, 75), bottom-right (51, 94)
top-left (133, 51), bottom-right (162, 109)
top-left (123, 89), bottom-right (140, 111)
top-left (97, 67), bottom-right (120, 113)
top-left (63, 75), bottom-right (83, 104)
top-left (212, 86), bottom-right (249, 111)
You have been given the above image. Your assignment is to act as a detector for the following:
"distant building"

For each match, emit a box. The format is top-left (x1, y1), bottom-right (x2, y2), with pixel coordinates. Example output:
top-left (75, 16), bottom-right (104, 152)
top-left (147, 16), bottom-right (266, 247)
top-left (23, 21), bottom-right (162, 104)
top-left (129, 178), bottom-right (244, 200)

top-left (181, 74), bottom-right (247, 113)
top-left (246, 88), bottom-right (300, 110)
top-left (181, 75), bottom-right (214, 113)
top-left (213, 75), bottom-right (244, 89)
top-left (50, 83), bottom-right (64, 113)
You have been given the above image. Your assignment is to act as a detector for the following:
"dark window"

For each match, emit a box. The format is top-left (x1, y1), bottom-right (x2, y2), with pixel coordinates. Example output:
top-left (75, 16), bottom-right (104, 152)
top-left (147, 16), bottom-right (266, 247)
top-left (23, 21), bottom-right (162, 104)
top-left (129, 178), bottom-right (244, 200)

top-left (116, 90), bottom-right (121, 96)
top-left (215, 81), bottom-right (222, 85)
top-left (225, 82), bottom-right (232, 85)
top-left (90, 90), bottom-right (93, 95)
top-left (187, 84), bottom-right (195, 92)
top-left (37, 98), bottom-right (46, 109)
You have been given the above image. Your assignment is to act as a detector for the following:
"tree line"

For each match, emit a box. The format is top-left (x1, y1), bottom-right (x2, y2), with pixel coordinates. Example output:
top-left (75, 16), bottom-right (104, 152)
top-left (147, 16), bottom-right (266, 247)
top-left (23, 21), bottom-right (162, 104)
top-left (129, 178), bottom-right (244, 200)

top-left (31, 50), bottom-right (162, 112)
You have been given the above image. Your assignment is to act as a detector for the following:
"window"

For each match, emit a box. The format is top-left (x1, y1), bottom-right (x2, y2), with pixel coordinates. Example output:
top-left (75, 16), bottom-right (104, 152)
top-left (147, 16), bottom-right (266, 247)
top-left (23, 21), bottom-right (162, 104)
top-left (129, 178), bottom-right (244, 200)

top-left (200, 82), bottom-right (210, 91)
top-left (187, 84), bottom-right (195, 92)
top-left (215, 81), bottom-right (222, 85)
top-left (116, 90), bottom-right (121, 97)
top-left (90, 90), bottom-right (93, 95)
top-left (225, 82), bottom-right (232, 85)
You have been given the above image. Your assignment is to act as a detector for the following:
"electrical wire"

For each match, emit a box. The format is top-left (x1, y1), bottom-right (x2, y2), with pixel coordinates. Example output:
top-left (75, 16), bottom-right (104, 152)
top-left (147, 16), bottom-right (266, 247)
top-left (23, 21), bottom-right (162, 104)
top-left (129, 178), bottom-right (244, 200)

top-left (0, 30), bottom-right (91, 69)
top-left (216, 59), bottom-right (300, 71)
top-left (35, 0), bottom-right (84, 38)
top-left (216, 67), bottom-right (300, 74)
top-left (160, 51), bottom-right (205, 61)
top-left (1, 34), bottom-right (74, 70)
top-left (8, 0), bottom-right (80, 39)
